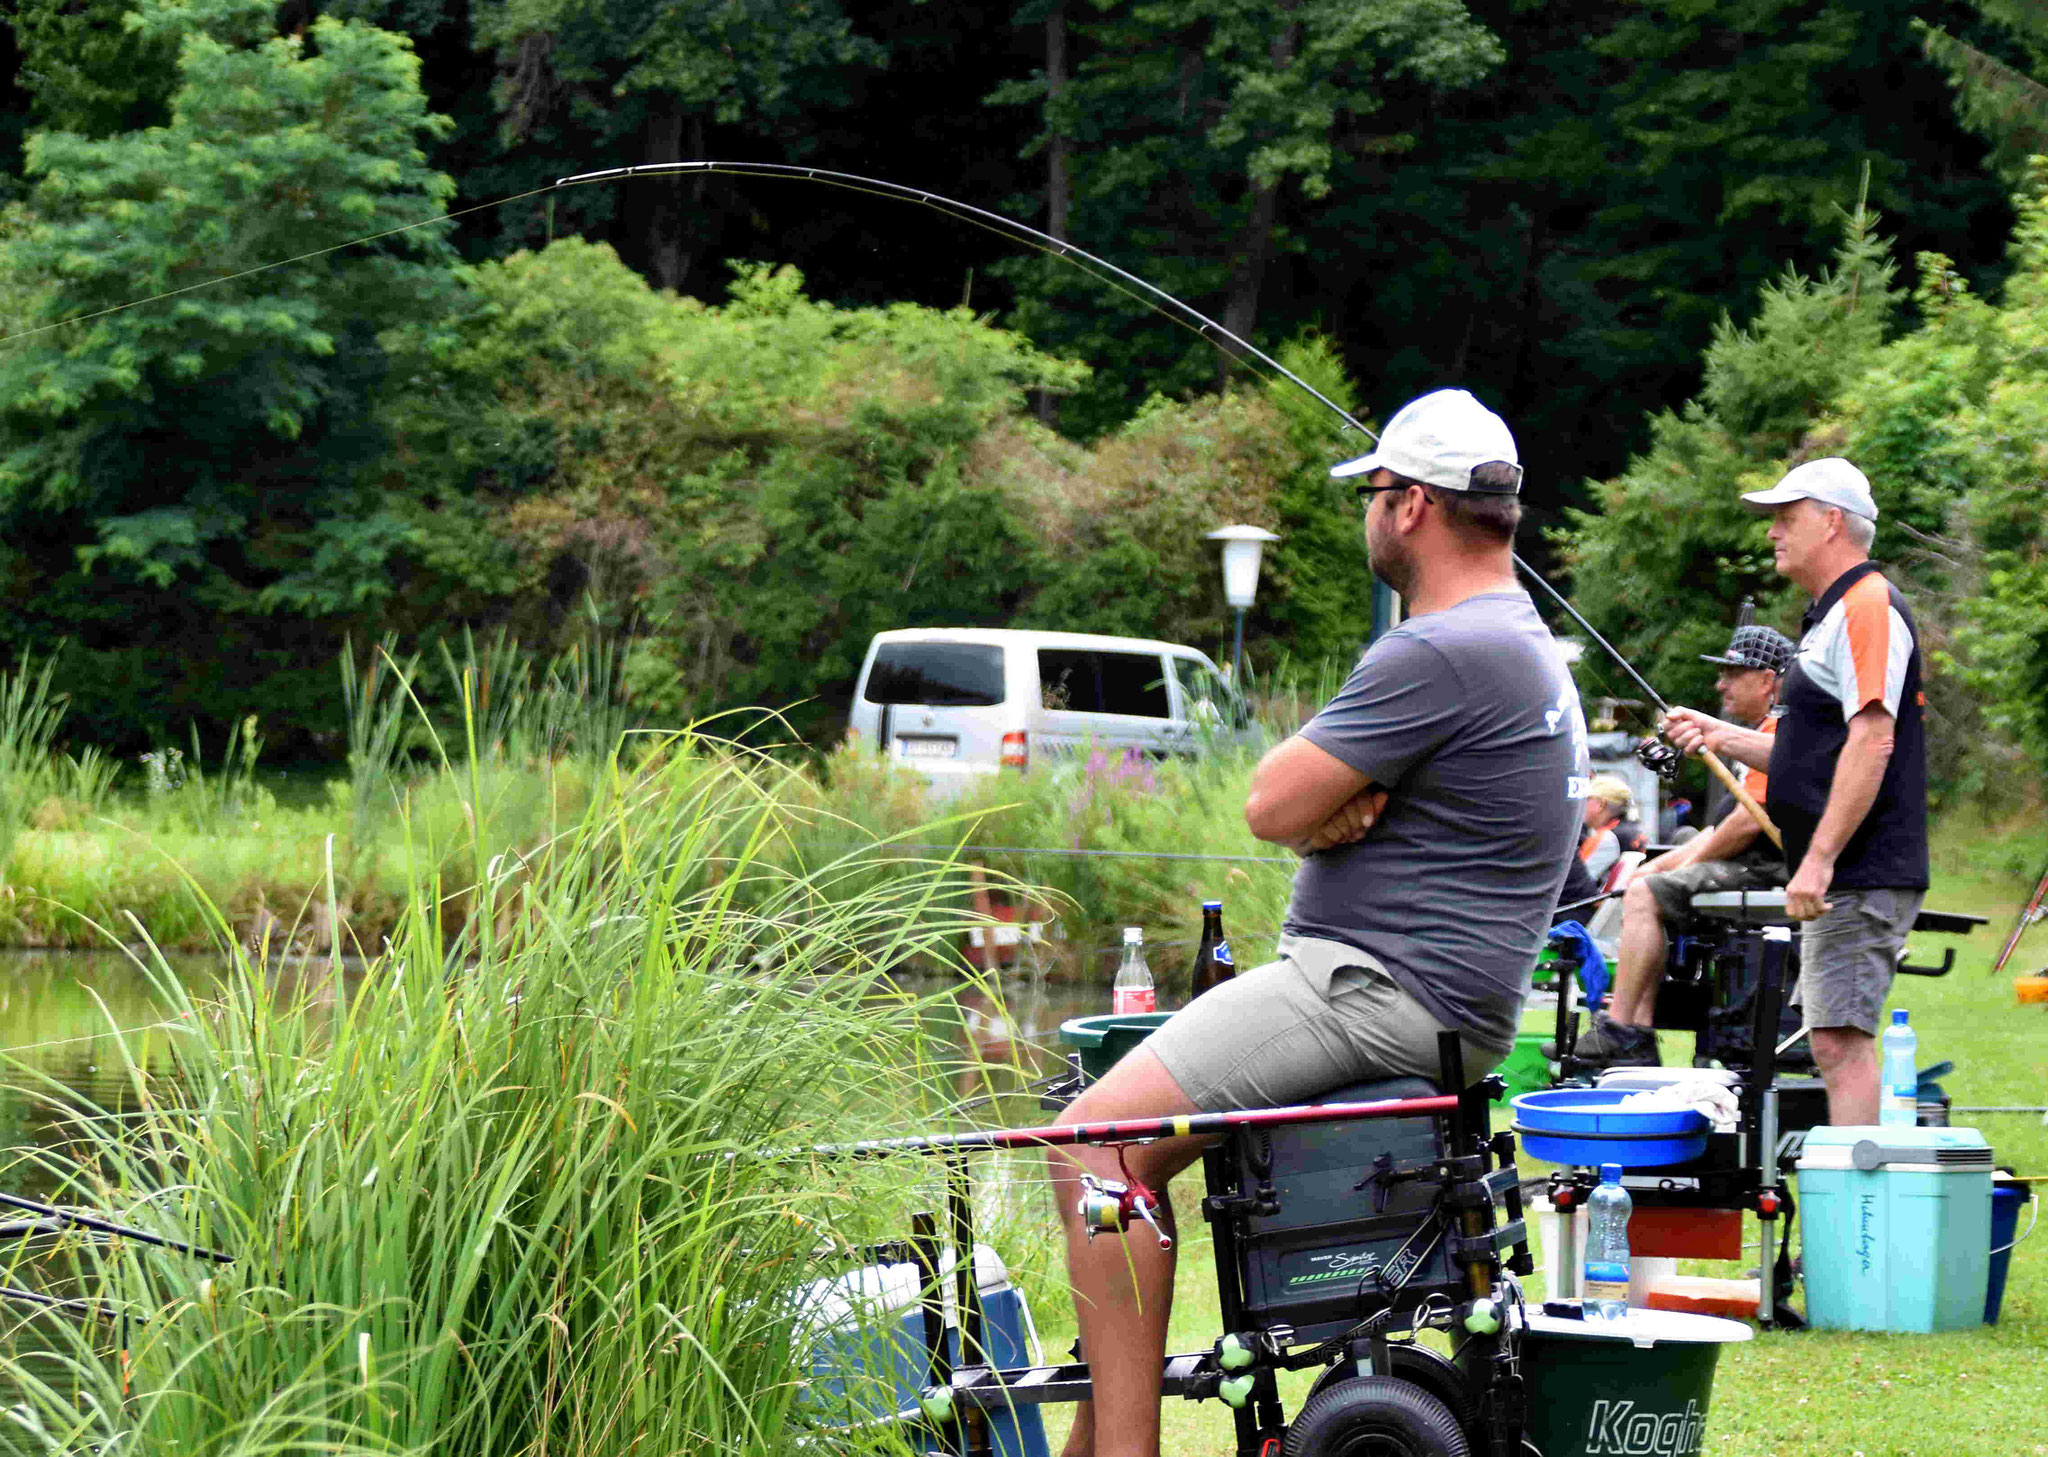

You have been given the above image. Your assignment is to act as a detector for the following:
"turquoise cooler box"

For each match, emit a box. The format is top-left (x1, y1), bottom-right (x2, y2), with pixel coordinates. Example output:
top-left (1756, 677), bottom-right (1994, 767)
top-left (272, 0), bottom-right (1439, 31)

top-left (1796, 1125), bottom-right (1994, 1333)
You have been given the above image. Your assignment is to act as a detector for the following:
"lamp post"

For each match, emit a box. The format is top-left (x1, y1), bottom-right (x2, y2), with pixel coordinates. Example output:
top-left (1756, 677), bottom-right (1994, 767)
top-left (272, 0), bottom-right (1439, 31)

top-left (1205, 525), bottom-right (1280, 685)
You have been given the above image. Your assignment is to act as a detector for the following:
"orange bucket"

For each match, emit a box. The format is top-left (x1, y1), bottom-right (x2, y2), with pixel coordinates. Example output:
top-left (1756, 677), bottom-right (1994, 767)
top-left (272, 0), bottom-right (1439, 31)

top-left (2016, 975), bottom-right (2048, 1005)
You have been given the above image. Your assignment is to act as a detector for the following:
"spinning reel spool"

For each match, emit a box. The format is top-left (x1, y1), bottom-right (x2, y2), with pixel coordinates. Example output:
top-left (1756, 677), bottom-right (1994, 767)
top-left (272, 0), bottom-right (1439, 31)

top-left (1634, 735), bottom-right (1682, 780)
top-left (1075, 1145), bottom-right (1173, 1249)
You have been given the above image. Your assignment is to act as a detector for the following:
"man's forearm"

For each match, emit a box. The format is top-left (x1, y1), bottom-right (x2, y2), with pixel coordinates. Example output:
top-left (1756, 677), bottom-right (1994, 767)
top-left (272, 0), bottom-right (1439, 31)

top-left (1705, 725), bottom-right (1776, 772)
top-left (1803, 716), bottom-right (1893, 869)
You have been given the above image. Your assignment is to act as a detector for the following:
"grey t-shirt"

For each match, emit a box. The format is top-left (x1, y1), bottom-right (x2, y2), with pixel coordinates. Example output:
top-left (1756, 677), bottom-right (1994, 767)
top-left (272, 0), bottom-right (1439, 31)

top-left (1289, 591), bottom-right (1590, 1051)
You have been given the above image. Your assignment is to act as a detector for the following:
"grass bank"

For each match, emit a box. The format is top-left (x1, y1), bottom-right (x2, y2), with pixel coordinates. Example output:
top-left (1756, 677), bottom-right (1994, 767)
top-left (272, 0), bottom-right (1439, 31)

top-left (995, 803), bottom-right (2048, 1457)
top-left (7, 729), bottom-right (2041, 992)
top-left (0, 742), bottom-right (1010, 1455)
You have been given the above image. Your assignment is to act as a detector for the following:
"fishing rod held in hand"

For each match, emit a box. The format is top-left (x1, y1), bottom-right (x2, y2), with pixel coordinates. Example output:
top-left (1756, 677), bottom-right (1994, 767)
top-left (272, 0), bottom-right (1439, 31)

top-left (1514, 559), bottom-right (1784, 853)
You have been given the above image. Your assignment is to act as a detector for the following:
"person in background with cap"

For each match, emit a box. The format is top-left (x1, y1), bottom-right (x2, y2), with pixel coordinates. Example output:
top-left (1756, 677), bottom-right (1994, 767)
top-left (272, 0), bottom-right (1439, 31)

top-left (1569, 622), bottom-right (1794, 1069)
top-left (1577, 775), bottom-right (1641, 889)
top-left (1665, 458), bottom-right (1928, 1124)
top-left (1044, 388), bottom-right (1588, 1457)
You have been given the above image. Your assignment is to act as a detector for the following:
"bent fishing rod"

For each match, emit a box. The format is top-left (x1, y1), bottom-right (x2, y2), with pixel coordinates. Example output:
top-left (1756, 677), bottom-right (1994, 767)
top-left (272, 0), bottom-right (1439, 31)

top-left (553, 161), bottom-right (1780, 843)
top-left (6, 151), bottom-right (1757, 821)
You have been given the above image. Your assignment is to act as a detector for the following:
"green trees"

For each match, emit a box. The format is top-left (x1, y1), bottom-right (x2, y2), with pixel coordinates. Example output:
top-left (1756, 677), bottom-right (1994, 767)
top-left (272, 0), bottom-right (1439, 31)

top-left (997, 0), bottom-right (1507, 435)
top-left (0, 0), bottom-right (461, 741)
top-left (0, 0), bottom-right (2036, 767)
top-left (1566, 174), bottom-right (2048, 786)
top-left (1560, 193), bottom-right (1900, 714)
top-left (393, 240), bottom-right (1363, 743)
top-left (469, 0), bottom-right (882, 290)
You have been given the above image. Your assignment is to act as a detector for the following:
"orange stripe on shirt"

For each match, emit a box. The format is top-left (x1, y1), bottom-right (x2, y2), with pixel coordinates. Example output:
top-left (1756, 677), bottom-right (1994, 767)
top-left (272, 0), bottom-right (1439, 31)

top-left (1841, 573), bottom-right (1894, 716)
top-left (1743, 717), bottom-right (1779, 802)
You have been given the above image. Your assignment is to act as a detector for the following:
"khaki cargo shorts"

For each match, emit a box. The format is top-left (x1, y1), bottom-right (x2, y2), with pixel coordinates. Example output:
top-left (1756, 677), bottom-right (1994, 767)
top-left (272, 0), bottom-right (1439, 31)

top-left (1792, 887), bottom-right (1925, 1035)
top-left (1641, 857), bottom-right (1779, 925)
top-left (1144, 934), bottom-right (1511, 1111)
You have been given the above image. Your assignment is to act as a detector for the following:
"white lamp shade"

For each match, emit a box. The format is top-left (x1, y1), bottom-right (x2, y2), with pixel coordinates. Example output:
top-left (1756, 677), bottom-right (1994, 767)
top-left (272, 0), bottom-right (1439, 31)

top-left (1206, 525), bottom-right (1280, 609)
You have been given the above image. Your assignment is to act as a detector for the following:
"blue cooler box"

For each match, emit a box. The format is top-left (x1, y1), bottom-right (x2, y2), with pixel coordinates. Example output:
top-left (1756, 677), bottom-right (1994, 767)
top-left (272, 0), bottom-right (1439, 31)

top-left (1797, 1125), bottom-right (1994, 1332)
top-left (794, 1243), bottom-right (1049, 1457)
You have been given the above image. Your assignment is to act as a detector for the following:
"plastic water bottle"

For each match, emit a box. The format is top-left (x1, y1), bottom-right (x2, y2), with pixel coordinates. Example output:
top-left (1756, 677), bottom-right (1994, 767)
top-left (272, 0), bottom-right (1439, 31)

top-left (1583, 1163), bottom-right (1632, 1321)
top-left (1112, 927), bottom-right (1156, 1015)
top-left (1880, 1009), bottom-right (1918, 1128)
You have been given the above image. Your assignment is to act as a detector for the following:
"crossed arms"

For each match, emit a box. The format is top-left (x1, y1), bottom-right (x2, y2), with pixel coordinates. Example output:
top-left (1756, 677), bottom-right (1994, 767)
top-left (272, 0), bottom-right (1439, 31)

top-left (1243, 736), bottom-right (1389, 855)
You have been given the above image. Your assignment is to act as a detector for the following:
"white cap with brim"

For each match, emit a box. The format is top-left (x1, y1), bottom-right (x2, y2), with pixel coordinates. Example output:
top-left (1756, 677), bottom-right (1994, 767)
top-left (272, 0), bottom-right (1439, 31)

top-left (1330, 388), bottom-right (1523, 494)
top-left (1740, 457), bottom-right (1878, 520)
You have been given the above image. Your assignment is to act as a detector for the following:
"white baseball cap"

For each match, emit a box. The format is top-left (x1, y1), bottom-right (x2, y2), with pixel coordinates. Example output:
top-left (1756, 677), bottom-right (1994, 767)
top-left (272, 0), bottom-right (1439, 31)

top-left (1740, 457), bottom-right (1878, 520)
top-left (1330, 388), bottom-right (1523, 494)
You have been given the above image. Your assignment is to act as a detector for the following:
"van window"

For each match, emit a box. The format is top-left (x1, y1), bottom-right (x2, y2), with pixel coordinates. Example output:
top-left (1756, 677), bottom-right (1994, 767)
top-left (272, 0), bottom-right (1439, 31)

top-left (866, 642), bottom-right (1006, 706)
top-left (1176, 658), bottom-right (1252, 729)
top-left (1037, 649), bottom-right (1171, 718)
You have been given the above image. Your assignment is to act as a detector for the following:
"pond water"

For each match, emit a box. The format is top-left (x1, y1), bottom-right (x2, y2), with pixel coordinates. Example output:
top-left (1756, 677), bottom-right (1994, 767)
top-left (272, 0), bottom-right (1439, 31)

top-left (0, 949), bottom-right (1120, 1199)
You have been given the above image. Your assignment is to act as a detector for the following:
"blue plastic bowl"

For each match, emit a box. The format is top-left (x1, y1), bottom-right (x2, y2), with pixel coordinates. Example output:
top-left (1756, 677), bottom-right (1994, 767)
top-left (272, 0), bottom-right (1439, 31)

top-left (1509, 1088), bottom-right (1711, 1168)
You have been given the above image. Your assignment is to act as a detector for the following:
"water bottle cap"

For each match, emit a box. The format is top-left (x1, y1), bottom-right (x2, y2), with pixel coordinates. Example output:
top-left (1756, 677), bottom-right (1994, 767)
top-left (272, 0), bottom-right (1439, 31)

top-left (1892, 1009), bottom-right (1908, 1025)
top-left (1600, 1163), bottom-right (1622, 1183)
top-left (1123, 927), bottom-right (1143, 944)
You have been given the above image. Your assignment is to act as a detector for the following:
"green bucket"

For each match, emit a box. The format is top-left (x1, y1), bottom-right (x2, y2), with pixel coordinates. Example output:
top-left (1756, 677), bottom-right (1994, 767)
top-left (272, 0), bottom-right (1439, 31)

top-left (1057, 1012), bottom-right (1174, 1084)
top-left (1518, 1310), bottom-right (1751, 1457)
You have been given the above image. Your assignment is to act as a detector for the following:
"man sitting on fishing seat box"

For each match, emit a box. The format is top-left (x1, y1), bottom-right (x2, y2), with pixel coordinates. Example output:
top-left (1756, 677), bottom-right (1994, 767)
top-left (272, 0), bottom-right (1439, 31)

top-left (1577, 774), bottom-right (1643, 890)
top-left (1568, 623), bottom-right (1793, 1069)
top-left (1046, 388), bottom-right (1588, 1457)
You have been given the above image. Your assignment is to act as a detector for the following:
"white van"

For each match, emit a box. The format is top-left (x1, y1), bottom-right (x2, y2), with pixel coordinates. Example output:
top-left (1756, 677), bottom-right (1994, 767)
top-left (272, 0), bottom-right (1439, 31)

top-left (847, 629), bottom-right (1253, 787)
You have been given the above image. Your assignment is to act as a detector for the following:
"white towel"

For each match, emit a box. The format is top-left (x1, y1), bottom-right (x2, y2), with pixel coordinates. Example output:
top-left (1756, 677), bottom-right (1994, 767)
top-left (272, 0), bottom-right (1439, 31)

top-left (1616, 1077), bottom-right (1741, 1131)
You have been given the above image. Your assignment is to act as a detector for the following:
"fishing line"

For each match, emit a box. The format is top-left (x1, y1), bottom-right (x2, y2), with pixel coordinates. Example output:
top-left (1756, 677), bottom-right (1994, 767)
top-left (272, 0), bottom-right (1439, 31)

top-left (3, 153), bottom-right (1716, 735)
top-left (551, 161), bottom-right (1376, 443)
top-left (0, 155), bottom-right (1377, 456)
top-left (0, 183), bottom-right (559, 349)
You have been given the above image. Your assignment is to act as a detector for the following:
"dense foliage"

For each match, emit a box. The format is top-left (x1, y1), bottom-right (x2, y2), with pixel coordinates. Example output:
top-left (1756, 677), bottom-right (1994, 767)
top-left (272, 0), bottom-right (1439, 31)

top-left (0, 0), bottom-right (2042, 778)
top-left (1567, 174), bottom-right (2048, 787)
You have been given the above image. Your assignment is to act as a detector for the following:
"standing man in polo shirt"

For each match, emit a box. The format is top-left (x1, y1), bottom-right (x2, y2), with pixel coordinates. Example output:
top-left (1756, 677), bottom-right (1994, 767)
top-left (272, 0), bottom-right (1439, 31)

top-left (1045, 389), bottom-right (1588, 1457)
top-left (1665, 458), bottom-right (1928, 1125)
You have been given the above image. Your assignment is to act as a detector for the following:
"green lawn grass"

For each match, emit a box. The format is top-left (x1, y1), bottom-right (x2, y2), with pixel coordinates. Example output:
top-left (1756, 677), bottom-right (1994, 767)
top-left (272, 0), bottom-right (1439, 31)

top-left (1022, 809), bottom-right (2048, 1456)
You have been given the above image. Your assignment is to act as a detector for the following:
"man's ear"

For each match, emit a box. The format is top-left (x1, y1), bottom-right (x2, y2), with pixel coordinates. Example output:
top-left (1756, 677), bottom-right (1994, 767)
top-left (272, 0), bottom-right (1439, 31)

top-left (1395, 485), bottom-right (1429, 533)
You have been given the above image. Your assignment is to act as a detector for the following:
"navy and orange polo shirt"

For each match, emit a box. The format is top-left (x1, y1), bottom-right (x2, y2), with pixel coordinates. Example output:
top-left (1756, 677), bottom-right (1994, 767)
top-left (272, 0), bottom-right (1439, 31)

top-left (1765, 561), bottom-right (1929, 890)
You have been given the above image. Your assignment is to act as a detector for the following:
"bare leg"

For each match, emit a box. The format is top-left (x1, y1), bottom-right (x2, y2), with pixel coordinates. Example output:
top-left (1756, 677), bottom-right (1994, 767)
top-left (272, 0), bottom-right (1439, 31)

top-left (1048, 1048), bottom-right (1205, 1457)
top-left (1811, 1027), bottom-right (1880, 1125)
top-left (1609, 878), bottom-right (1666, 1028)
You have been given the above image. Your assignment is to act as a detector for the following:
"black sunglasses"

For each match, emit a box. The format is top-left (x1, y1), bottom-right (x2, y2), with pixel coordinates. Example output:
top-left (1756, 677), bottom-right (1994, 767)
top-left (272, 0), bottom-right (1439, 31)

top-left (1355, 482), bottom-right (1419, 503)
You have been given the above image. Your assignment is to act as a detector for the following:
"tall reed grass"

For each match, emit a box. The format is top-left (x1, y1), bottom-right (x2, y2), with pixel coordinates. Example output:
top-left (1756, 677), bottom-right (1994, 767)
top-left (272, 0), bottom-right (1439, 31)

top-left (0, 736), bottom-right (1001, 1455)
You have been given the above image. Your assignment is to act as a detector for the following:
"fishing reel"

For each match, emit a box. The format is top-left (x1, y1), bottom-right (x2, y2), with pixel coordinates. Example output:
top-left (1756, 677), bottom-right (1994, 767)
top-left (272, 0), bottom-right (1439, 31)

top-left (1634, 735), bottom-right (1682, 780)
top-left (1075, 1146), bottom-right (1173, 1249)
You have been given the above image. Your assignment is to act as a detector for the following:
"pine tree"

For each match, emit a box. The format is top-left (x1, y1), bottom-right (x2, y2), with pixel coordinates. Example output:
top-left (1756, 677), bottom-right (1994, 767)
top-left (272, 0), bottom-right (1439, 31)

top-left (1917, 2), bottom-right (2048, 179)
top-left (1560, 184), bottom-right (1904, 713)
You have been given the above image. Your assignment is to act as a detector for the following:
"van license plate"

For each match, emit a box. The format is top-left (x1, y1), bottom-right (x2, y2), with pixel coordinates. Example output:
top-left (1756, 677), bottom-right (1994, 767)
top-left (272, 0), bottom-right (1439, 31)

top-left (899, 737), bottom-right (957, 759)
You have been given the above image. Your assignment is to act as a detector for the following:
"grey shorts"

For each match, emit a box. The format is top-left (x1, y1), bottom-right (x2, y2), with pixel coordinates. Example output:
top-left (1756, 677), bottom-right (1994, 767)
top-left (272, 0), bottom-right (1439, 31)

top-left (1792, 887), bottom-right (1926, 1035)
top-left (1641, 858), bottom-right (1779, 924)
top-left (1144, 934), bottom-right (1511, 1111)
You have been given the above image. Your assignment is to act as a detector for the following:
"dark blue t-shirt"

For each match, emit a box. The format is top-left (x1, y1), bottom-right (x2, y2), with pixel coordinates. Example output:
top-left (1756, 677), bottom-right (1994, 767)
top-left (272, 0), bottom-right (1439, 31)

top-left (1290, 591), bottom-right (1590, 1050)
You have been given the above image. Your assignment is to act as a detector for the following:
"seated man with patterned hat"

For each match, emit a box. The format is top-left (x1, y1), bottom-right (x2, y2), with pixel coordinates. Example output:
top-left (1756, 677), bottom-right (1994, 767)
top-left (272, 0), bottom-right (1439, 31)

top-left (1568, 622), bottom-right (1795, 1070)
